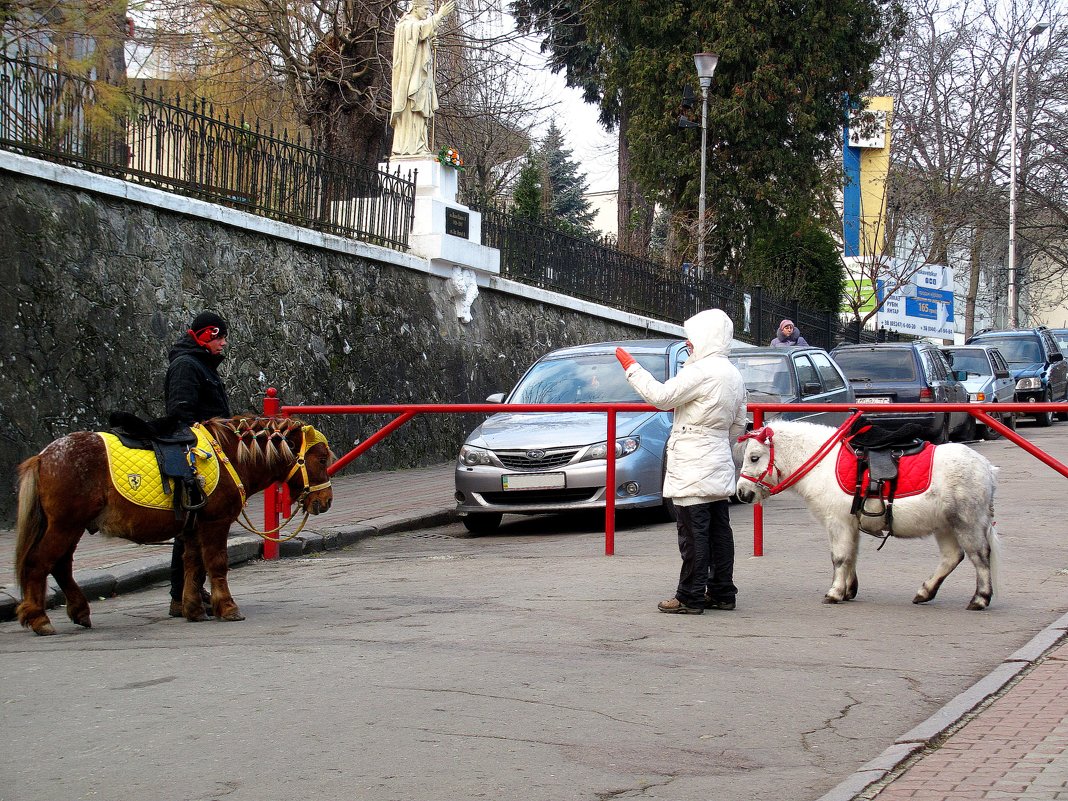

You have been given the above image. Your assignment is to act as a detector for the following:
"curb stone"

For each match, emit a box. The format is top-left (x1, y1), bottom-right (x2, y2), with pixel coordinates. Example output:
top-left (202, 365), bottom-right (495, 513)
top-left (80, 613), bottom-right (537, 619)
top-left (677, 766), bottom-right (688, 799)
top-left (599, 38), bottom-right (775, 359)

top-left (0, 511), bottom-right (456, 623)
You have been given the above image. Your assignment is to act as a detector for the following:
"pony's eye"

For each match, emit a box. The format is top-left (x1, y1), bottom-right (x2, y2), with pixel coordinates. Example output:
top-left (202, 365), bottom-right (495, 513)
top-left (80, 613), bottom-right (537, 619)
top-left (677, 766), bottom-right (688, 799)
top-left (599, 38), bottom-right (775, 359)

top-left (749, 454), bottom-right (760, 462)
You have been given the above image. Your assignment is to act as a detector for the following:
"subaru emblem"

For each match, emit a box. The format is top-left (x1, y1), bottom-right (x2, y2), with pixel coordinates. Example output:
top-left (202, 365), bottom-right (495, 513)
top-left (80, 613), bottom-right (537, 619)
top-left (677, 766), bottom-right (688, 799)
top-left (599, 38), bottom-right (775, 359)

top-left (526, 449), bottom-right (546, 461)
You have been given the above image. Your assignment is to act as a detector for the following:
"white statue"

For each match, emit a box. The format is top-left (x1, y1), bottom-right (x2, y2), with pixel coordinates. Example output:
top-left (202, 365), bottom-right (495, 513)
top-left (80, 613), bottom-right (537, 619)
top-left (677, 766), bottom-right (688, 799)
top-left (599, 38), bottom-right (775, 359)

top-left (390, 0), bottom-right (455, 157)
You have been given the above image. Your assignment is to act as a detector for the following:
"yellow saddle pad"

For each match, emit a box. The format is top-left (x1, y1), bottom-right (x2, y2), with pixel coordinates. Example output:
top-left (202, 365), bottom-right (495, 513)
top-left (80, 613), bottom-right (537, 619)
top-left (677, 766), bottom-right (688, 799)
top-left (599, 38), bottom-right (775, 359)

top-left (99, 428), bottom-right (221, 510)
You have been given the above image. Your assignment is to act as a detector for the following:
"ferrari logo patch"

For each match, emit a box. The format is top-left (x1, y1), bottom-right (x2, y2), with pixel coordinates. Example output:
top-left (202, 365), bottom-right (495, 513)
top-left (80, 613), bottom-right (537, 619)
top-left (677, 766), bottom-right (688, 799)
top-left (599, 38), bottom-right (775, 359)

top-left (128, 474), bottom-right (142, 490)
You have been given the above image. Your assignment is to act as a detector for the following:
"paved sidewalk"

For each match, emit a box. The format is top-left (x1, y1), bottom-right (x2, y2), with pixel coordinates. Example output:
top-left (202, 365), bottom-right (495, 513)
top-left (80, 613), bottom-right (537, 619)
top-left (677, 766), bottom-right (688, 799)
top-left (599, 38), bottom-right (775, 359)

top-left (0, 461), bottom-right (458, 621)
top-left (1, 457), bottom-right (1067, 801)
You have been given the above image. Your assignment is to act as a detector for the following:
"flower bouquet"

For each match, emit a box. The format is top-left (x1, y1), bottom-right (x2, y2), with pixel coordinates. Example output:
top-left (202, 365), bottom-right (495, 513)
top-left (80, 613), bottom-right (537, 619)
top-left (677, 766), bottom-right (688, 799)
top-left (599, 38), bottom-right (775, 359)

top-left (437, 146), bottom-right (464, 170)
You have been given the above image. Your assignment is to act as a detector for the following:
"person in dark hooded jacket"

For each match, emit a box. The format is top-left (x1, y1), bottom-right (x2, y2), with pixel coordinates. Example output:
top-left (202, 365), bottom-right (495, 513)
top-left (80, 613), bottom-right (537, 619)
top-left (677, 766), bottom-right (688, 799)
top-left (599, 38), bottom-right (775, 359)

top-left (164, 311), bottom-right (232, 617)
top-left (769, 319), bottom-right (809, 348)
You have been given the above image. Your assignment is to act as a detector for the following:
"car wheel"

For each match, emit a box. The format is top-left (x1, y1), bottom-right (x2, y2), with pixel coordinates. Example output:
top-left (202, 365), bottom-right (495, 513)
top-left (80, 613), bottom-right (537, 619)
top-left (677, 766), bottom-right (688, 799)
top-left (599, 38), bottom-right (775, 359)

top-left (953, 413), bottom-right (976, 442)
top-left (982, 407), bottom-right (1003, 440)
top-left (1036, 390), bottom-right (1054, 427)
top-left (1005, 411), bottom-right (1018, 432)
top-left (1058, 391), bottom-right (1068, 422)
top-left (660, 497), bottom-right (678, 522)
top-left (461, 513), bottom-right (503, 535)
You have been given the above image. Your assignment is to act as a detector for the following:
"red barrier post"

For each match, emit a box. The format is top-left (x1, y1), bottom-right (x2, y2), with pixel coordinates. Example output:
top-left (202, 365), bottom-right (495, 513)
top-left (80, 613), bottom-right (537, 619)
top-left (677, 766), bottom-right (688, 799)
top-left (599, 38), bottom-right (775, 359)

top-left (751, 408), bottom-right (765, 557)
top-left (262, 388), bottom-right (281, 560)
top-left (605, 409), bottom-right (617, 556)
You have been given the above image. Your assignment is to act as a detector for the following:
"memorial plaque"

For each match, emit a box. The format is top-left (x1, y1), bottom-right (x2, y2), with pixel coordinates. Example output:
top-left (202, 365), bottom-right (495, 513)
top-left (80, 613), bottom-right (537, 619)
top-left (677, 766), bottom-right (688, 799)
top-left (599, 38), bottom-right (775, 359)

top-left (445, 207), bottom-right (470, 239)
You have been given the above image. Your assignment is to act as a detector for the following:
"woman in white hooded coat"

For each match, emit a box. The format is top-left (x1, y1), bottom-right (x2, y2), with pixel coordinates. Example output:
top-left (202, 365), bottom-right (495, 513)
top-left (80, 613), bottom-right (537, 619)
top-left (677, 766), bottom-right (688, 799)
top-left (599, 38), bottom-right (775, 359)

top-left (615, 309), bottom-right (748, 614)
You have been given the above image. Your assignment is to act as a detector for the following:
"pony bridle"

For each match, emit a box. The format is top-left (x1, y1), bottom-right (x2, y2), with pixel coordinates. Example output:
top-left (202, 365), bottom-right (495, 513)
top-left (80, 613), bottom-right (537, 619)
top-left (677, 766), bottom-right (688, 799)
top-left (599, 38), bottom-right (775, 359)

top-left (285, 425), bottom-right (332, 506)
top-left (738, 427), bottom-right (781, 493)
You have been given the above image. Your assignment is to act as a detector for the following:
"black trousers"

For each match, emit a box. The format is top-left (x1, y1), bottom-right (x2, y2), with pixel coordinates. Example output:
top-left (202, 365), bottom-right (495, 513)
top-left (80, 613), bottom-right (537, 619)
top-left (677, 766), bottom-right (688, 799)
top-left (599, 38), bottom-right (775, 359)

top-left (673, 500), bottom-right (736, 607)
top-left (169, 538), bottom-right (185, 602)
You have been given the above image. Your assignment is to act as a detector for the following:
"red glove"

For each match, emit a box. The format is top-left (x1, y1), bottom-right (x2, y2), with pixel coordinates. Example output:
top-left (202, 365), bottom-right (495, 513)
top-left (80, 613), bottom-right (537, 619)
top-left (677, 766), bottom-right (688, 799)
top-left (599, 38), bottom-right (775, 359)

top-left (615, 347), bottom-right (636, 371)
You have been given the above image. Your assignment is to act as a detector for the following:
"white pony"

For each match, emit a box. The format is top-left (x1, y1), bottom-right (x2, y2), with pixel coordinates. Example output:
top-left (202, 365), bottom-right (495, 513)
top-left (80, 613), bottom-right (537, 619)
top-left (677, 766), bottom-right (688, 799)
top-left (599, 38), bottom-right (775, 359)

top-left (735, 419), bottom-right (1000, 610)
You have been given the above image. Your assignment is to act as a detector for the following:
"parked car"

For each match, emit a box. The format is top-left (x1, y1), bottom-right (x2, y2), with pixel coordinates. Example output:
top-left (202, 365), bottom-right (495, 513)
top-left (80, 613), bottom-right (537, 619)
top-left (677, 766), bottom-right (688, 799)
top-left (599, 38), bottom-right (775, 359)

top-left (454, 339), bottom-right (690, 534)
top-left (941, 345), bottom-right (1017, 438)
top-left (1045, 327), bottom-right (1068, 359)
top-left (829, 342), bottom-right (972, 442)
top-left (964, 327), bottom-right (1068, 426)
top-left (727, 346), bottom-right (856, 427)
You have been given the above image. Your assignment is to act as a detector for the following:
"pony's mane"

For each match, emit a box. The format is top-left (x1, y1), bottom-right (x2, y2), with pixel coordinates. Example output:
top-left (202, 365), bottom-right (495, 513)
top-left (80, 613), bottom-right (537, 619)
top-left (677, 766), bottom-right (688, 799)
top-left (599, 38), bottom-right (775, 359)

top-left (203, 417), bottom-right (311, 468)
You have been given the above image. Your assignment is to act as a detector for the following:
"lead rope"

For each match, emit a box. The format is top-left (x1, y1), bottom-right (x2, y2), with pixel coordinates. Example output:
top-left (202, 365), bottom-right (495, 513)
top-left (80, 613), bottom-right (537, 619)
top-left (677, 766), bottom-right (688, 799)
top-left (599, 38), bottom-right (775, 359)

top-left (742, 409), bottom-right (866, 496)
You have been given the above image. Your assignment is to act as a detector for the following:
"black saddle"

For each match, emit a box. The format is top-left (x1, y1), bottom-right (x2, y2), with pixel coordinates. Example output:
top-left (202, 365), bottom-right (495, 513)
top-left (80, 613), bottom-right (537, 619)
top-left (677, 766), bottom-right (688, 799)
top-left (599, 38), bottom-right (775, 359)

top-left (845, 416), bottom-right (930, 538)
top-left (108, 412), bottom-right (204, 515)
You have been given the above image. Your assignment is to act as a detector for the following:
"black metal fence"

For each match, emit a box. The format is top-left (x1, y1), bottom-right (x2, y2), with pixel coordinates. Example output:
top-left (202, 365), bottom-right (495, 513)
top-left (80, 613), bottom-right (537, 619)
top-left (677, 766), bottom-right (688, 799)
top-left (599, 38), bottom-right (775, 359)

top-left (475, 204), bottom-right (878, 350)
top-left (0, 53), bottom-right (415, 250)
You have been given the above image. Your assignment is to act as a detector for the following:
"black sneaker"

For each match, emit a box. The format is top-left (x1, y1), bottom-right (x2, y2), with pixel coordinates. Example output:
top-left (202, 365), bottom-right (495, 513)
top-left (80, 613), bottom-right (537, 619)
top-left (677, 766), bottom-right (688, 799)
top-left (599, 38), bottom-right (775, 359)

top-left (704, 594), bottom-right (736, 611)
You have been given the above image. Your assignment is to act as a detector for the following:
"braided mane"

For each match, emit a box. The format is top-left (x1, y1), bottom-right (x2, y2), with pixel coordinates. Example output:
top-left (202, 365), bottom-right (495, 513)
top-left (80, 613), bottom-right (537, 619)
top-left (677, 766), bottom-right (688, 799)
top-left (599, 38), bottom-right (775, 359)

top-left (203, 417), bottom-right (311, 468)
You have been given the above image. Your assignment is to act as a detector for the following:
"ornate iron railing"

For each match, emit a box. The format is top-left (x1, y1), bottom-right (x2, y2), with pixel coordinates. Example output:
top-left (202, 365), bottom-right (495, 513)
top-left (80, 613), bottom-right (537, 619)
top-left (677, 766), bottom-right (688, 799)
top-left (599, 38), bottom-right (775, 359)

top-left (474, 204), bottom-right (878, 349)
top-left (0, 53), bottom-right (415, 250)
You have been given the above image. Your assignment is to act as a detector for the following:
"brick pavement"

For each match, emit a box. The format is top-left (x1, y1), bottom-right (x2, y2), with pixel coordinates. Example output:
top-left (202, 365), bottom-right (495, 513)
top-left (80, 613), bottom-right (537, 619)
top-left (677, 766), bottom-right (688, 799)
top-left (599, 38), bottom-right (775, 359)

top-left (865, 641), bottom-right (1068, 801)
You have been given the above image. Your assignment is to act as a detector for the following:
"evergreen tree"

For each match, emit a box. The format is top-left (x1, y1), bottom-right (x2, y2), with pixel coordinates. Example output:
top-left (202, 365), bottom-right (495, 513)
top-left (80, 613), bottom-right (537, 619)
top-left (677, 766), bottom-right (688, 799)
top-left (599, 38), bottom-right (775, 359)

top-left (540, 121), bottom-right (596, 236)
top-left (512, 152), bottom-right (544, 219)
top-left (510, 122), bottom-right (596, 237)
top-left (513, 0), bottom-right (904, 278)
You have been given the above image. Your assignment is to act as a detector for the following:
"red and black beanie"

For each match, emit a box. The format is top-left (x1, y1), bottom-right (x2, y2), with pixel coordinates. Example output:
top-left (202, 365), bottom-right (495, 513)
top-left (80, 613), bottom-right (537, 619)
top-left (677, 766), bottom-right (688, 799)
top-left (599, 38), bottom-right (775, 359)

top-left (188, 311), bottom-right (229, 346)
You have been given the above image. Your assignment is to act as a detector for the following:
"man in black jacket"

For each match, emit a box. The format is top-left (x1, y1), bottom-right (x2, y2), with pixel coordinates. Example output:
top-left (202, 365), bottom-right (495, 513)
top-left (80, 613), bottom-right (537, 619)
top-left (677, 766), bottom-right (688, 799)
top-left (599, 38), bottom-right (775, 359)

top-left (164, 311), bottom-right (233, 617)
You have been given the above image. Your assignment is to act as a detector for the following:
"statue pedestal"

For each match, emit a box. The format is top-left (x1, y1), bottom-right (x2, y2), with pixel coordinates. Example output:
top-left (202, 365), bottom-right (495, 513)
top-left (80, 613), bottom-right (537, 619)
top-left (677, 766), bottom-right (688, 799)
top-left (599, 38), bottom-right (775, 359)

top-left (387, 157), bottom-right (500, 276)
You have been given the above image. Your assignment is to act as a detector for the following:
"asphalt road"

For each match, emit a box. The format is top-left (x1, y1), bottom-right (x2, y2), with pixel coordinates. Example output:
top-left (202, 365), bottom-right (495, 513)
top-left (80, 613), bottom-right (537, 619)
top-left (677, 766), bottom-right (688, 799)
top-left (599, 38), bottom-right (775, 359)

top-left (2, 428), bottom-right (1067, 801)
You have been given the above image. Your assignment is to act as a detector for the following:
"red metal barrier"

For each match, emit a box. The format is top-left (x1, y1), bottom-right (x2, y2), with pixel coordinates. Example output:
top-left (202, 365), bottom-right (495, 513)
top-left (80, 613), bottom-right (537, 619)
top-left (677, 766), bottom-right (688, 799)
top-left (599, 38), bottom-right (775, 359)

top-left (260, 394), bottom-right (1068, 560)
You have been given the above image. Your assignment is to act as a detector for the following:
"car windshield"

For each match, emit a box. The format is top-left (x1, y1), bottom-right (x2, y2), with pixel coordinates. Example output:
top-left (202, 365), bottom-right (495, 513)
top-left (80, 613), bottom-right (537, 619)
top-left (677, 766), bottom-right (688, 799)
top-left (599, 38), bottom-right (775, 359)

top-left (729, 354), bottom-right (794, 396)
top-left (975, 336), bottom-right (1042, 365)
top-left (945, 350), bottom-right (991, 375)
top-left (833, 350), bottom-right (917, 381)
top-left (508, 352), bottom-right (667, 404)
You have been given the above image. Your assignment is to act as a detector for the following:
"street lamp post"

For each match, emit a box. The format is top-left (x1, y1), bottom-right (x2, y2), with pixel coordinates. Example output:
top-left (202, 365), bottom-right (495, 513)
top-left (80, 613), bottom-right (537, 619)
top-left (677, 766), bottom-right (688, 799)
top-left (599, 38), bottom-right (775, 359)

top-left (1008, 21), bottom-right (1049, 328)
top-left (694, 52), bottom-right (719, 279)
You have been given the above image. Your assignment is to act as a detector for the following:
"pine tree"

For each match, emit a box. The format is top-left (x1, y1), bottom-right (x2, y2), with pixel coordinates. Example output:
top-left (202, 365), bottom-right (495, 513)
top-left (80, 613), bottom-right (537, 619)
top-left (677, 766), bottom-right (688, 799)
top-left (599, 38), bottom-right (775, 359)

top-left (512, 152), bottom-right (544, 219)
top-left (539, 122), bottom-right (596, 236)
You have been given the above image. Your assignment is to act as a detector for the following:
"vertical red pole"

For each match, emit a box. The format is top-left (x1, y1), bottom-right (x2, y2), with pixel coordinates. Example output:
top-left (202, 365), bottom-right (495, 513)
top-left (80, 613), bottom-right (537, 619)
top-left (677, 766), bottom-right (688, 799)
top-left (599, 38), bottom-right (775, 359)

top-left (605, 409), bottom-right (616, 556)
top-left (262, 388), bottom-right (281, 560)
top-left (752, 407), bottom-right (764, 557)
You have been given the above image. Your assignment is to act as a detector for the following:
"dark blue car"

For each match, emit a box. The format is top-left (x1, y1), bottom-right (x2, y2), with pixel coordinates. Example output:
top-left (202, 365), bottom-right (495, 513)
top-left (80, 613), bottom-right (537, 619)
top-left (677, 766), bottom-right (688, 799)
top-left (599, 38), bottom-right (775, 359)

top-left (965, 328), bottom-right (1068, 426)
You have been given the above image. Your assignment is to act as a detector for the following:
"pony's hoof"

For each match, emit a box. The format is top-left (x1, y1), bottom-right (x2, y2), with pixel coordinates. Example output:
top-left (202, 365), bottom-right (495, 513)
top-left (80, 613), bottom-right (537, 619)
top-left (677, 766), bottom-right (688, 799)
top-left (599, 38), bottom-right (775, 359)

top-left (912, 594), bottom-right (931, 605)
top-left (822, 595), bottom-right (841, 604)
top-left (74, 615), bottom-right (92, 629)
top-left (219, 610), bottom-right (245, 622)
top-left (966, 600), bottom-right (989, 611)
top-left (184, 612), bottom-right (209, 622)
top-left (33, 623), bottom-right (57, 636)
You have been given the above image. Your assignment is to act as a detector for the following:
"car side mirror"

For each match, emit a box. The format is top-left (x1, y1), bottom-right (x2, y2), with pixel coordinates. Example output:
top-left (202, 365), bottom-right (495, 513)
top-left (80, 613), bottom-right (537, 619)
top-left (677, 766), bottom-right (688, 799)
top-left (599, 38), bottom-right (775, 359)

top-left (801, 381), bottom-right (822, 396)
top-left (954, 370), bottom-right (968, 382)
top-left (996, 370), bottom-right (1010, 380)
top-left (1051, 352), bottom-right (1064, 363)
top-left (486, 393), bottom-right (505, 403)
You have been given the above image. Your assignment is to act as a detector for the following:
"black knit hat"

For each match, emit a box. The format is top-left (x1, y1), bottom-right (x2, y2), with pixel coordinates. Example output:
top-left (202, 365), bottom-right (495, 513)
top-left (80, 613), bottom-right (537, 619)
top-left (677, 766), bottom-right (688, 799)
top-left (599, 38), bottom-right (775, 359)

top-left (188, 311), bottom-right (228, 345)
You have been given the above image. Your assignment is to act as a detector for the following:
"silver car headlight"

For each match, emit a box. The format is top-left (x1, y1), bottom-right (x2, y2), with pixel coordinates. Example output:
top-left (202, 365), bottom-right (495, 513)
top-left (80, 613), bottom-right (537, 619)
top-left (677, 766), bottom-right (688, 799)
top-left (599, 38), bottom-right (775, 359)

top-left (969, 392), bottom-right (985, 402)
top-left (458, 445), bottom-right (494, 466)
top-left (1016, 377), bottom-right (1042, 391)
top-left (577, 437), bottom-right (640, 463)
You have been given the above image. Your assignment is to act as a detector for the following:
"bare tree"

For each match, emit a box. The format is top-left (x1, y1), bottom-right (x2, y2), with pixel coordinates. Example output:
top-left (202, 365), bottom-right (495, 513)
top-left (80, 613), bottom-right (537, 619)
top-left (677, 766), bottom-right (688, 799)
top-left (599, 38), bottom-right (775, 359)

top-left (870, 0), bottom-right (1068, 334)
top-left (137, 0), bottom-right (550, 184)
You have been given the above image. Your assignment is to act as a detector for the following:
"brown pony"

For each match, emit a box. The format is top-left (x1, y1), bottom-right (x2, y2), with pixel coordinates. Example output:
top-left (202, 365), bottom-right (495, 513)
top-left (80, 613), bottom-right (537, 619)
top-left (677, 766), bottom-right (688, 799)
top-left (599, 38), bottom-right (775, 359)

top-left (14, 416), bottom-right (334, 635)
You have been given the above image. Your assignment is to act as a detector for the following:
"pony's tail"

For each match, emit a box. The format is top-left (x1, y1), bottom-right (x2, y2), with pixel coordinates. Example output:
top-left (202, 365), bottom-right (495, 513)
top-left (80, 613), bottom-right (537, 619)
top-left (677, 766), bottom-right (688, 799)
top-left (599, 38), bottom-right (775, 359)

top-left (15, 456), bottom-right (46, 592)
top-left (988, 515), bottom-right (1002, 600)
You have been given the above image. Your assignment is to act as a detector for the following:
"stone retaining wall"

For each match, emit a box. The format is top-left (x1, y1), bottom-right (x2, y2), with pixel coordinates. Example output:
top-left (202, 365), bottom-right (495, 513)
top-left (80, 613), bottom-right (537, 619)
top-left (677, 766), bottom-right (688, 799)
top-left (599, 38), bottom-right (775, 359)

top-left (0, 163), bottom-right (677, 521)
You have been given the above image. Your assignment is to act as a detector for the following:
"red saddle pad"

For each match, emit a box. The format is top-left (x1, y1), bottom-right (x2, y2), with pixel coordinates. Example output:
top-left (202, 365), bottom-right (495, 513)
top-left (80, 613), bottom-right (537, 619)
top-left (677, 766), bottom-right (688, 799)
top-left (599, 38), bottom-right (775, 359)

top-left (835, 442), bottom-right (936, 498)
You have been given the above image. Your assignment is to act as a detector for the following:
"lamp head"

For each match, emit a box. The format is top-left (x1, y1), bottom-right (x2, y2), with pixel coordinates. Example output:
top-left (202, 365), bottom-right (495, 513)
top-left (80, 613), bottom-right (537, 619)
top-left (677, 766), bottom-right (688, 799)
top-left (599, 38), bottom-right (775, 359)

top-left (1030, 21), bottom-right (1050, 36)
top-left (694, 52), bottom-right (719, 85)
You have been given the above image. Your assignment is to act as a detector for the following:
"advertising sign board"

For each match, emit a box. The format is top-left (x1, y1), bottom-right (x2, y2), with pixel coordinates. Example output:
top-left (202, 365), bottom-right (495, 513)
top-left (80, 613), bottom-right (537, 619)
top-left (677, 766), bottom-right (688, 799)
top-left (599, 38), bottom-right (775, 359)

top-left (876, 263), bottom-right (955, 339)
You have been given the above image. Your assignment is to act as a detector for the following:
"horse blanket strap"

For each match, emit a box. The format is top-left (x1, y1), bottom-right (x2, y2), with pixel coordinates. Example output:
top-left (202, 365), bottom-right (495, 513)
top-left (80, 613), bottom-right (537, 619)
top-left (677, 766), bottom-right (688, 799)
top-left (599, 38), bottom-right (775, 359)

top-left (99, 429), bottom-right (220, 511)
top-left (198, 424), bottom-right (247, 508)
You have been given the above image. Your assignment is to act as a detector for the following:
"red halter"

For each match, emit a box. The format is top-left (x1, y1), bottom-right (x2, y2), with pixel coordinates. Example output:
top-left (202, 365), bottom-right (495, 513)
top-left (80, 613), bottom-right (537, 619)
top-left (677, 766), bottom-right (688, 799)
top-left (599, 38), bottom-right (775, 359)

top-left (737, 410), bottom-right (865, 496)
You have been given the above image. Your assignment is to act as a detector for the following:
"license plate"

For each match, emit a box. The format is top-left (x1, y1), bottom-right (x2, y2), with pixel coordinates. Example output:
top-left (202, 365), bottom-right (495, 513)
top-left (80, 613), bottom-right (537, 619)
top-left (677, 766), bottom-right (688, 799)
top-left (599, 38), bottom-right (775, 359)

top-left (502, 473), bottom-right (566, 491)
top-left (856, 397), bottom-right (892, 404)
